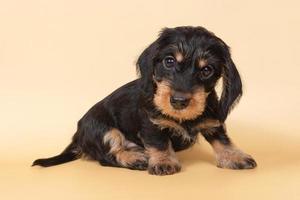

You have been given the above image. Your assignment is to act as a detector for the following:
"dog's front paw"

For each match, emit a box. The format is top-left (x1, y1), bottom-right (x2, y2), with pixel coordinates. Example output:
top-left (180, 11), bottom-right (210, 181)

top-left (148, 160), bottom-right (181, 175)
top-left (216, 148), bottom-right (257, 169)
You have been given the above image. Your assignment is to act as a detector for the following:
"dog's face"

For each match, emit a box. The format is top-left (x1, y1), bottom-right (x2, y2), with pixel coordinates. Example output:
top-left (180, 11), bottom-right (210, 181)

top-left (137, 26), bottom-right (242, 122)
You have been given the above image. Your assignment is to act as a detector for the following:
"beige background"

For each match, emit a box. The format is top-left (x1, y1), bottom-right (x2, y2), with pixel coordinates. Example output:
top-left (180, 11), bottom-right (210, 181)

top-left (1, 0), bottom-right (300, 199)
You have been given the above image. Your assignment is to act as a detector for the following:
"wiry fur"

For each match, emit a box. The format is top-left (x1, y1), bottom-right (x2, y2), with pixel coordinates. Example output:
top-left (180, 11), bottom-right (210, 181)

top-left (32, 26), bottom-right (256, 175)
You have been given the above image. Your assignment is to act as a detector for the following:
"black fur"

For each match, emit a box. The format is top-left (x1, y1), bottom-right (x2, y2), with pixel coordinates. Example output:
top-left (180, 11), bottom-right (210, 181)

top-left (32, 142), bottom-right (80, 167)
top-left (33, 26), bottom-right (254, 175)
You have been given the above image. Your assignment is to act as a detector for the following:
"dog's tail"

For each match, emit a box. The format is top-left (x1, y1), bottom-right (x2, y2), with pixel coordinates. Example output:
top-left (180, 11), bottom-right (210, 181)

top-left (32, 141), bottom-right (81, 167)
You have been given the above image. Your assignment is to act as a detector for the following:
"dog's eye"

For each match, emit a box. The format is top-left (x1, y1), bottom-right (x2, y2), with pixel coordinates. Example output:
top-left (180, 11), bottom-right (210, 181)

top-left (163, 56), bottom-right (176, 68)
top-left (200, 66), bottom-right (214, 78)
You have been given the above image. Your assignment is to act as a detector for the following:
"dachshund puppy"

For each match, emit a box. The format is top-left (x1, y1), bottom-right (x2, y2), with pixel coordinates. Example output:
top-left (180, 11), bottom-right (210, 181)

top-left (33, 26), bottom-right (257, 175)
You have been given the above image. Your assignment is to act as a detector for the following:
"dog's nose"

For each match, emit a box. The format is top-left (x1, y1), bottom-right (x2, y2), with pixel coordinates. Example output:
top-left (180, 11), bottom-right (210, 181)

top-left (170, 95), bottom-right (190, 110)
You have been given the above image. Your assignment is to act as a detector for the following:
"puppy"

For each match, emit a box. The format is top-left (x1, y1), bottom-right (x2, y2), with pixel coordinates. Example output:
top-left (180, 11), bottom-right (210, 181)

top-left (33, 26), bottom-right (257, 175)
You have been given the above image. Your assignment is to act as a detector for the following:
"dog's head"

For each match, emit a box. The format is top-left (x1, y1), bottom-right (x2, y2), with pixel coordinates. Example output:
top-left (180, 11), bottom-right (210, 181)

top-left (137, 26), bottom-right (242, 122)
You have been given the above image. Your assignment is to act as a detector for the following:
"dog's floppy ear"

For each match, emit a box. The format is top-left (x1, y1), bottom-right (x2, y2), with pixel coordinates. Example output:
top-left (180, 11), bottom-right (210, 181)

top-left (136, 41), bottom-right (159, 96)
top-left (219, 47), bottom-right (243, 122)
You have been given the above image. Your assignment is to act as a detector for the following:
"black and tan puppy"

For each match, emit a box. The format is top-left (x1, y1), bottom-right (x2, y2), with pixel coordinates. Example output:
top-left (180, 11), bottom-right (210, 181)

top-left (33, 26), bottom-right (257, 175)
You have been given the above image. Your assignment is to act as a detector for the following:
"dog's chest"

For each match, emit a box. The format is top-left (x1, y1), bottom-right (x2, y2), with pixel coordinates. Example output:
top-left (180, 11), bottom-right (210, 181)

top-left (150, 118), bottom-right (198, 142)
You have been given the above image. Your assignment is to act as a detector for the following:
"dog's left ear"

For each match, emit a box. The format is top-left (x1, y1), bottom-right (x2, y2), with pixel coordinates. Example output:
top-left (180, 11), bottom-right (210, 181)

top-left (219, 46), bottom-right (243, 122)
top-left (136, 41), bottom-right (159, 96)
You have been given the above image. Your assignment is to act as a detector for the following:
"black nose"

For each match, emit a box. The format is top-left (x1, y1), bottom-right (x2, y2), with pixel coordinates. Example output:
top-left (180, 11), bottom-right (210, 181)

top-left (170, 96), bottom-right (190, 110)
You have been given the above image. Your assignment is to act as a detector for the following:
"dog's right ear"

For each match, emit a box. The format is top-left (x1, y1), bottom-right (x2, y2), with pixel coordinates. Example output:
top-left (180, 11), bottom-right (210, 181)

top-left (136, 41), bottom-right (159, 95)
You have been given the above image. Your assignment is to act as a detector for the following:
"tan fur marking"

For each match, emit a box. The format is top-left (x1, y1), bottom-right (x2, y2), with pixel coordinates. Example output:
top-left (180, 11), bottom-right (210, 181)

top-left (103, 129), bottom-right (124, 154)
top-left (103, 129), bottom-right (147, 167)
top-left (150, 118), bottom-right (191, 142)
top-left (146, 143), bottom-right (179, 166)
top-left (211, 141), bottom-right (253, 168)
top-left (154, 81), bottom-right (208, 122)
top-left (199, 59), bottom-right (207, 68)
top-left (175, 52), bottom-right (184, 62)
top-left (115, 150), bottom-right (148, 167)
top-left (195, 119), bottom-right (222, 130)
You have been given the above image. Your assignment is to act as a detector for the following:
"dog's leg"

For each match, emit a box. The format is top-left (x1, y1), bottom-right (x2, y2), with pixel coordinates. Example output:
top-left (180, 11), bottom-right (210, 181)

top-left (200, 123), bottom-right (257, 169)
top-left (102, 128), bottom-right (148, 170)
top-left (78, 115), bottom-right (148, 170)
top-left (146, 142), bottom-right (181, 175)
top-left (140, 120), bottom-right (181, 175)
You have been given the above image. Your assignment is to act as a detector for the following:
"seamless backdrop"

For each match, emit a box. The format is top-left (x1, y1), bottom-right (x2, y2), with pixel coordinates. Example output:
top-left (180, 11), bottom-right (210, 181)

top-left (0, 0), bottom-right (300, 200)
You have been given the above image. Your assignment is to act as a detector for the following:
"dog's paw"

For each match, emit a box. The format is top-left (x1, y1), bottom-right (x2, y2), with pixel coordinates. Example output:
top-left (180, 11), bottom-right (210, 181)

top-left (216, 148), bottom-right (257, 169)
top-left (128, 158), bottom-right (148, 170)
top-left (148, 161), bottom-right (181, 175)
top-left (117, 150), bottom-right (149, 170)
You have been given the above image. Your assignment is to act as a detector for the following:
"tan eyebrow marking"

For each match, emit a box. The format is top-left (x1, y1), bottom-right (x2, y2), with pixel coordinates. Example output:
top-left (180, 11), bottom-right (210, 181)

top-left (175, 52), bottom-right (184, 62)
top-left (199, 59), bottom-right (208, 68)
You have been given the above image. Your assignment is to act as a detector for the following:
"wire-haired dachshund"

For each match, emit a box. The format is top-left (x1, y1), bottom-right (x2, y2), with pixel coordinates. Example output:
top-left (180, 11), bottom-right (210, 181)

top-left (33, 26), bottom-right (257, 175)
